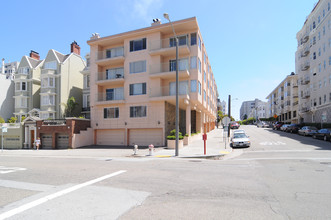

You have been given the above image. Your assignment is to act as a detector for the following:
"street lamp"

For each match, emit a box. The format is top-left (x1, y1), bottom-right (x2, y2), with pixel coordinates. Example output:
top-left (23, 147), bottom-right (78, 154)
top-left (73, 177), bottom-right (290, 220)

top-left (164, 13), bottom-right (179, 156)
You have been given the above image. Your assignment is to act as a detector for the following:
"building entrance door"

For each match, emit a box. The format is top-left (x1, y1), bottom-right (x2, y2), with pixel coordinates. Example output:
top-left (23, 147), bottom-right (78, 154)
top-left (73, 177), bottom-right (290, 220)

top-left (30, 130), bottom-right (35, 149)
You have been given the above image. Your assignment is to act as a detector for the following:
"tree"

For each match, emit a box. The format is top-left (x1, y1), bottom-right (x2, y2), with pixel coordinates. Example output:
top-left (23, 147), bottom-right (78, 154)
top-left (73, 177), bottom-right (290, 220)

top-left (63, 96), bottom-right (79, 117)
top-left (243, 114), bottom-right (248, 120)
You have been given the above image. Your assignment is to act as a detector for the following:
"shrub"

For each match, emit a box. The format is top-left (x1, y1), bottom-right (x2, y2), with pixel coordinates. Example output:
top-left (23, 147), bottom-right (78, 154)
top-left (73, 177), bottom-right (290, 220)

top-left (0, 116), bottom-right (5, 124)
top-left (8, 117), bottom-right (17, 123)
top-left (167, 129), bottom-right (184, 140)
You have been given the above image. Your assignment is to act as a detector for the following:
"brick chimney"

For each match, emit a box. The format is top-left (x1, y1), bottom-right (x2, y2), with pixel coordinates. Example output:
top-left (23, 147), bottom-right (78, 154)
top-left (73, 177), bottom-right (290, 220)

top-left (71, 41), bottom-right (80, 55)
top-left (30, 50), bottom-right (40, 60)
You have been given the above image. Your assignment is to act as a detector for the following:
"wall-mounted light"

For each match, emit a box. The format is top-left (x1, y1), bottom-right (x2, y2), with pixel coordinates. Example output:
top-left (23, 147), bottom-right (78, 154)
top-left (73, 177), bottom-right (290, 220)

top-left (158, 121), bottom-right (160, 125)
top-left (96, 123), bottom-right (98, 127)
top-left (125, 122), bottom-right (127, 125)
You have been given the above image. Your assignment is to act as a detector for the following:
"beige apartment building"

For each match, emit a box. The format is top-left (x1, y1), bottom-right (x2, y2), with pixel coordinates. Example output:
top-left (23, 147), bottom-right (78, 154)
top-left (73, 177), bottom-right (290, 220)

top-left (266, 73), bottom-right (299, 123)
top-left (14, 51), bottom-right (44, 121)
top-left (39, 42), bottom-right (85, 119)
top-left (296, 0), bottom-right (331, 123)
top-left (87, 17), bottom-right (218, 147)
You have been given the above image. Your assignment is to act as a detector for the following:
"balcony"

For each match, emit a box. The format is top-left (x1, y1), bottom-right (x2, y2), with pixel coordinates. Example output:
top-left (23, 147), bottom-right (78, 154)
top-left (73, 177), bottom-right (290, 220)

top-left (302, 33), bottom-right (309, 43)
top-left (301, 62), bottom-right (310, 71)
top-left (292, 93), bottom-right (299, 98)
top-left (293, 101), bottom-right (298, 106)
top-left (301, 47), bottom-right (310, 57)
top-left (301, 76), bottom-right (310, 85)
top-left (95, 92), bottom-right (125, 105)
top-left (149, 85), bottom-right (190, 106)
top-left (96, 72), bottom-right (124, 86)
top-left (149, 37), bottom-right (190, 56)
top-left (96, 47), bottom-right (124, 66)
top-left (149, 62), bottom-right (190, 79)
top-left (292, 83), bottom-right (298, 88)
top-left (300, 107), bottom-right (310, 112)
top-left (302, 91), bottom-right (310, 99)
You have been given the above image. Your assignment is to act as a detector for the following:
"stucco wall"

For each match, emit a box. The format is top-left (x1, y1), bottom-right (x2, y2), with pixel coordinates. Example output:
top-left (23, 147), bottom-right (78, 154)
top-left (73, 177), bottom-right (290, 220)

top-left (0, 75), bottom-right (14, 121)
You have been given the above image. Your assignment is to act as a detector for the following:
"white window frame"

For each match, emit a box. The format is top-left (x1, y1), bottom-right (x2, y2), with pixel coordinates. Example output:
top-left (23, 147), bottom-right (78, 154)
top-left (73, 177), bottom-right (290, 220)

top-left (41, 95), bottom-right (55, 106)
top-left (41, 77), bottom-right (55, 88)
top-left (18, 67), bottom-right (29, 74)
top-left (15, 97), bottom-right (28, 108)
top-left (15, 82), bottom-right (27, 91)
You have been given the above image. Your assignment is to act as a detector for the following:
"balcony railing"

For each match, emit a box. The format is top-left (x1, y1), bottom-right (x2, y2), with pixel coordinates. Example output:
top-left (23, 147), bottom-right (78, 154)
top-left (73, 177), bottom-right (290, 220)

top-left (82, 107), bottom-right (90, 112)
top-left (149, 85), bottom-right (189, 98)
top-left (149, 62), bottom-right (190, 79)
top-left (293, 93), bottom-right (299, 98)
top-left (301, 76), bottom-right (310, 85)
top-left (97, 47), bottom-right (124, 60)
top-left (293, 101), bottom-right (298, 106)
top-left (96, 92), bottom-right (124, 102)
top-left (97, 72), bottom-right (124, 81)
top-left (149, 37), bottom-right (190, 56)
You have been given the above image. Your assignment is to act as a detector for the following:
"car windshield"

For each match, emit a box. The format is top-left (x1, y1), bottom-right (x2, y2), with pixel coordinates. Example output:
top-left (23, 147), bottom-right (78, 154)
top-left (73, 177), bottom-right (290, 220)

top-left (233, 133), bottom-right (247, 139)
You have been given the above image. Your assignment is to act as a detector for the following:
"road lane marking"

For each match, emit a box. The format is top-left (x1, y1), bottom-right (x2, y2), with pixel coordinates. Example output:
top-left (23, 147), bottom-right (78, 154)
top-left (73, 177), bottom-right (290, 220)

top-left (259, 141), bottom-right (286, 146)
top-left (0, 166), bottom-right (26, 174)
top-left (0, 170), bottom-right (126, 220)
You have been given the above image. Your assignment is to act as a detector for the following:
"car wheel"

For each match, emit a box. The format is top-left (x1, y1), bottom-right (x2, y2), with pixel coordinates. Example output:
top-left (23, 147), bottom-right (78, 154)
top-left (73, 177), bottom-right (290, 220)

top-left (324, 136), bottom-right (327, 141)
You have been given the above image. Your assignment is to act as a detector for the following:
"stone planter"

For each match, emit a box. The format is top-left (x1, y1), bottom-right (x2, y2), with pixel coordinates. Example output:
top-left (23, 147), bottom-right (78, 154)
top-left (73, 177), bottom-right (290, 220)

top-left (167, 139), bottom-right (184, 149)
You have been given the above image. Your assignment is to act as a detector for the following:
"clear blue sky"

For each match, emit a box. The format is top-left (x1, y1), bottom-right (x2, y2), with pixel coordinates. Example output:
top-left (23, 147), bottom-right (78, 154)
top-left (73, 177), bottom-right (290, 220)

top-left (0, 0), bottom-right (318, 120)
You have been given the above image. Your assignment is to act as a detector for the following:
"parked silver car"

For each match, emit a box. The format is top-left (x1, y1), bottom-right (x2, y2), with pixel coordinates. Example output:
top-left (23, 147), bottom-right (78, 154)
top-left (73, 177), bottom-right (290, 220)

top-left (230, 133), bottom-right (250, 148)
top-left (298, 126), bottom-right (318, 136)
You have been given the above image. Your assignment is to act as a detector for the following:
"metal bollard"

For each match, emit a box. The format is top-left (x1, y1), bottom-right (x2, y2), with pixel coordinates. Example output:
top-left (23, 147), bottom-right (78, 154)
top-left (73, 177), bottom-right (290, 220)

top-left (148, 144), bottom-right (154, 156)
top-left (133, 145), bottom-right (138, 155)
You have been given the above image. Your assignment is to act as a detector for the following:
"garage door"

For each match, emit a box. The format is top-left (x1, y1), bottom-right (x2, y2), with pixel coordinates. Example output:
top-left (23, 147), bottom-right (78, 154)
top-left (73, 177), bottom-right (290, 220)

top-left (97, 129), bottom-right (125, 146)
top-left (4, 135), bottom-right (21, 149)
top-left (129, 129), bottom-right (163, 146)
top-left (41, 134), bottom-right (52, 149)
top-left (57, 134), bottom-right (69, 149)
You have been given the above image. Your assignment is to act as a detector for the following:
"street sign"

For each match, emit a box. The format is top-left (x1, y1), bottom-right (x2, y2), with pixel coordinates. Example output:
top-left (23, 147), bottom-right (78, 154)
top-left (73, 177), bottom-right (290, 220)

top-left (273, 114), bottom-right (278, 119)
top-left (222, 117), bottom-right (231, 125)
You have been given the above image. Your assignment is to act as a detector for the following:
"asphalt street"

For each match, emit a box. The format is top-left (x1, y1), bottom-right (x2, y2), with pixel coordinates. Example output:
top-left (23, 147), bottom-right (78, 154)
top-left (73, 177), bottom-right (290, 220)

top-left (0, 125), bottom-right (331, 219)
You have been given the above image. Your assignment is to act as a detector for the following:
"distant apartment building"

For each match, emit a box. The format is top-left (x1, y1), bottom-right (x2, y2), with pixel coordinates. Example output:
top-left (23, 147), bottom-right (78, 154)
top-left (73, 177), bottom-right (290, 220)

top-left (240, 99), bottom-right (266, 120)
top-left (218, 100), bottom-right (227, 114)
top-left (1, 58), bottom-right (19, 80)
top-left (81, 53), bottom-right (91, 119)
top-left (266, 73), bottom-right (299, 123)
top-left (87, 17), bottom-right (218, 147)
top-left (295, 0), bottom-right (331, 123)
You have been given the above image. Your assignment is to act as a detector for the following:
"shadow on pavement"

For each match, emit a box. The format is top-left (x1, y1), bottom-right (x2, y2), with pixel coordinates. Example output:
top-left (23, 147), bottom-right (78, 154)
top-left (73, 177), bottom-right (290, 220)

top-left (266, 128), bottom-right (331, 151)
top-left (78, 145), bottom-right (166, 150)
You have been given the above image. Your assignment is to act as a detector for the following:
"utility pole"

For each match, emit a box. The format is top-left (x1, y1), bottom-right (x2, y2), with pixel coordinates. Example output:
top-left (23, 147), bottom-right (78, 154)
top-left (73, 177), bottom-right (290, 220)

top-left (228, 95), bottom-right (231, 137)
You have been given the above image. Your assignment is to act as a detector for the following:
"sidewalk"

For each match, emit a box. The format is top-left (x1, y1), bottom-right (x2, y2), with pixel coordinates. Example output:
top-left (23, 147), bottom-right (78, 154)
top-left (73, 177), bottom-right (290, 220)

top-left (153, 127), bottom-right (232, 159)
top-left (0, 128), bottom-right (233, 160)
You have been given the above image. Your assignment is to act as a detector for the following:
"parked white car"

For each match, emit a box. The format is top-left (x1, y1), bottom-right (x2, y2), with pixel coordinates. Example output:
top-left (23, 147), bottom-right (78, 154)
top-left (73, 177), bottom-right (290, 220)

top-left (230, 133), bottom-right (250, 148)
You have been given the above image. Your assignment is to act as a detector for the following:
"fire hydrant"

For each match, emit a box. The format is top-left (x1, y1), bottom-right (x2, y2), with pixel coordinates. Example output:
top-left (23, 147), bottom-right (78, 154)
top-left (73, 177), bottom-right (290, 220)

top-left (148, 144), bottom-right (154, 156)
top-left (133, 145), bottom-right (138, 155)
